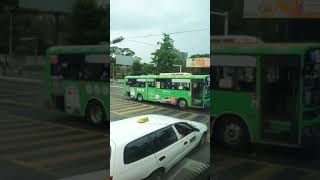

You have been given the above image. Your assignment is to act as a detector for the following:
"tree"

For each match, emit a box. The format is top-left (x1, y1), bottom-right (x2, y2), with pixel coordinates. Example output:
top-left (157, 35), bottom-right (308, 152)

top-left (68, 0), bottom-right (107, 44)
top-left (142, 63), bottom-right (155, 75)
top-left (110, 46), bottom-right (135, 57)
top-left (131, 56), bottom-right (142, 75)
top-left (151, 33), bottom-right (178, 74)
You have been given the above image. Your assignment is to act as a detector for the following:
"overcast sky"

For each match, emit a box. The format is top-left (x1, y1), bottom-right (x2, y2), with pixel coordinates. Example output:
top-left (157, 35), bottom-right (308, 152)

top-left (110, 0), bottom-right (210, 63)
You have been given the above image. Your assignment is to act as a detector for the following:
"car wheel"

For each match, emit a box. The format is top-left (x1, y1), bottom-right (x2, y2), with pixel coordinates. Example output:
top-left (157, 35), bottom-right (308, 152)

top-left (137, 93), bottom-right (143, 101)
top-left (86, 100), bottom-right (106, 125)
top-left (146, 169), bottom-right (164, 180)
top-left (178, 98), bottom-right (188, 109)
top-left (218, 117), bottom-right (249, 149)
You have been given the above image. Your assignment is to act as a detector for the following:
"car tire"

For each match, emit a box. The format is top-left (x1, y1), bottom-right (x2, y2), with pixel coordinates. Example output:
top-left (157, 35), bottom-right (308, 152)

top-left (217, 116), bottom-right (249, 150)
top-left (178, 98), bottom-right (188, 109)
top-left (86, 100), bottom-right (106, 125)
top-left (146, 169), bottom-right (164, 180)
top-left (137, 93), bottom-right (144, 101)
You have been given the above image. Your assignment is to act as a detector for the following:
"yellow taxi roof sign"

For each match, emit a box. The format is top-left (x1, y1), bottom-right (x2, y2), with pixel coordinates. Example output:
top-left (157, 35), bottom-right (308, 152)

top-left (137, 117), bottom-right (149, 123)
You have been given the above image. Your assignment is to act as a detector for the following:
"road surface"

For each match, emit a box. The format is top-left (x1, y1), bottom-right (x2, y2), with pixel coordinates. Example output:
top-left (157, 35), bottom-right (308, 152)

top-left (0, 78), bottom-right (108, 180)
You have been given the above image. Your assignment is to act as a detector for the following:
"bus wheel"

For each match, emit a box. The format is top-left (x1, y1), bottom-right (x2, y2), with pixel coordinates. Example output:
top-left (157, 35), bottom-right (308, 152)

top-left (218, 117), bottom-right (249, 149)
top-left (178, 98), bottom-right (188, 109)
top-left (86, 101), bottom-right (106, 125)
top-left (137, 93), bottom-right (143, 101)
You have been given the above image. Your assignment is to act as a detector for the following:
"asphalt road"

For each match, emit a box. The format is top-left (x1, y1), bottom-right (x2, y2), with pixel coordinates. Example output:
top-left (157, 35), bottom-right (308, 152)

top-left (0, 79), bottom-right (108, 180)
top-left (110, 85), bottom-right (210, 180)
top-left (212, 134), bottom-right (320, 179)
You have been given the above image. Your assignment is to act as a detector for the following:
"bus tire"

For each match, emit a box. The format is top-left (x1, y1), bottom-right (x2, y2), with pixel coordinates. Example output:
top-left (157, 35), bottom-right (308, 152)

top-left (86, 100), bottom-right (106, 125)
top-left (177, 98), bottom-right (188, 109)
top-left (137, 93), bottom-right (144, 101)
top-left (217, 116), bottom-right (249, 150)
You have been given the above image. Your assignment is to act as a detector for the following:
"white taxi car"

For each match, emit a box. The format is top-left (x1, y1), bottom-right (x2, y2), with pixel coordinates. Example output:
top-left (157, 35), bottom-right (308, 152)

top-left (110, 114), bottom-right (208, 180)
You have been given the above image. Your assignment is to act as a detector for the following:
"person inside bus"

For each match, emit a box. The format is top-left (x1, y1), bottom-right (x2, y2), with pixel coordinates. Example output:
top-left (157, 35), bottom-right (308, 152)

top-left (100, 64), bottom-right (109, 81)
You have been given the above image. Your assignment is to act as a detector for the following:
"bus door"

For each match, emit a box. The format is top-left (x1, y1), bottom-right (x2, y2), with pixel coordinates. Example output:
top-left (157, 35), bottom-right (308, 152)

top-left (260, 55), bottom-right (300, 144)
top-left (191, 79), bottom-right (205, 108)
top-left (147, 79), bottom-right (156, 101)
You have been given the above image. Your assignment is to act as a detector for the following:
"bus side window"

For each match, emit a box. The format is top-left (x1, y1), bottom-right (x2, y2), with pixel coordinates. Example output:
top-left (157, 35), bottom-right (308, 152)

top-left (214, 66), bottom-right (255, 92)
top-left (148, 82), bottom-right (155, 88)
top-left (183, 83), bottom-right (190, 91)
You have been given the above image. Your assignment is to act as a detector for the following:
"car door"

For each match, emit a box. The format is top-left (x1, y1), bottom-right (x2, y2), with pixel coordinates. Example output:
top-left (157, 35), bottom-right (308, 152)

top-left (119, 134), bottom-right (158, 180)
top-left (173, 122), bottom-right (198, 157)
top-left (153, 126), bottom-right (183, 171)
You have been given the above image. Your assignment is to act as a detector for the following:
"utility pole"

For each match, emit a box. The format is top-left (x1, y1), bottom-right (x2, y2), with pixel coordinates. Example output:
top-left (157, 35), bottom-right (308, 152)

top-left (8, 9), bottom-right (13, 61)
top-left (173, 65), bottom-right (182, 73)
top-left (211, 11), bottom-right (229, 35)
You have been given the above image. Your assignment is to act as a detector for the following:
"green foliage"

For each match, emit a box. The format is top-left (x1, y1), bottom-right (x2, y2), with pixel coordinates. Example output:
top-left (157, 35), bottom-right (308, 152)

top-left (68, 0), bottom-right (107, 45)
top-left (151, 33), bottom-right (179, 74)
top-left (190, 54), bottom-right (210, 58)
top-left (142, 63), bottom-right (156, 75)
top-left (110, 46), bottom-right (135, 57)
top-left (130, 56), bottom-right (142, 75)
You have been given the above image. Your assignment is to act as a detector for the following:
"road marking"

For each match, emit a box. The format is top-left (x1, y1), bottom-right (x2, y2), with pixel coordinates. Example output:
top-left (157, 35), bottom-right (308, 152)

top-left (170, 111), bottom-right (189, 118)
top-left (27, 149), bottom-right (107, 167)
top-left (0, 99), bottom-right (36, 108)
top-left (110, 111), bottom-right (128, 119)
top-left (10, 159), bottom-right (59, 178)
top-left (184, 113), bottom-right (199, 121)
top-left (0, 132), bottom-right (99, 152)
top-left (8, 139), bottom-right (106, 159)
top-left (113, 104), bottom-right (152, 113)
top-left (0, 128), bottom-right (74, 142)
top-left (0, 76), bottom-right (41, 83)
top-left (118, 106), bottom-right (157, 115)
top-left (6, 114), bottom-right (104, 135)
top-left (111, 103), bottom-right (139, 109)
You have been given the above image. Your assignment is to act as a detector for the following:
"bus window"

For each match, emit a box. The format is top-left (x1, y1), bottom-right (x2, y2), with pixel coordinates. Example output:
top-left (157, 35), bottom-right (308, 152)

top-left (213, 66), bottom-right (256, 92)
top-left (172, 82), bottom-right (190, 91)
top-left (51, 54), bottom-right (85, 80)
top-left (148, 82), bottom-right (155, 88)
top-left (157, 79), bottom-right (171, 89)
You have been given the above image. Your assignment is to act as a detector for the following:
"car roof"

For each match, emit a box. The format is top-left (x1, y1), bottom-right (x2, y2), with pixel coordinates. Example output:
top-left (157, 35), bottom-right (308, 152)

top-left (110, 114), bottom-right (185, 146)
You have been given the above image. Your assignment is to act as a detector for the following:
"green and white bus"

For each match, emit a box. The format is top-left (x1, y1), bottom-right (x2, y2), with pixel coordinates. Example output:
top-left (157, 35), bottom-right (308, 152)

top-left (211, 43), bottom-right (320, 148)
top-left (124, 73), bottom-right (210, 109)
top-left (45, 45), bottom-right (109, 125)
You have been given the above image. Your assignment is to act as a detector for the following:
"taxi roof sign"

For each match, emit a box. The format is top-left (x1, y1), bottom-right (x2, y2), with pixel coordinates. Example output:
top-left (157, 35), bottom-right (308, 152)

top-left (137, 117), bottom-right (149, 123)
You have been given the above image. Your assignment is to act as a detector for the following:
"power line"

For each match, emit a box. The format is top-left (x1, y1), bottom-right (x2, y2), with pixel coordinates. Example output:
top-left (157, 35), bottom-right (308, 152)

top-left (126, 39), bottom-right (159, 47)
top-left (125, 28), bottom-right (209, 39)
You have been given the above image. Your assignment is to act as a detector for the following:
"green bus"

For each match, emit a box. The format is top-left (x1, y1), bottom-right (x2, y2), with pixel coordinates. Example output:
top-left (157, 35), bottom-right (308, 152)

top-left (124, 73), bottom-right (210, 109)
top-left (211, 43), bottom-right (320, 148)
top-left (45, 45), bottom-right (109, 125)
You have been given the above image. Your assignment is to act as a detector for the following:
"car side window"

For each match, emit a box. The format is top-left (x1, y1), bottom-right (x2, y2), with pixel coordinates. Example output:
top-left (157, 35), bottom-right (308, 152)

top-left (174, 123), bottom-right (194, 138)
top-left (123, 133), bottom-right (155, 164)
top-left (154, 126), bottom-right (178, 152)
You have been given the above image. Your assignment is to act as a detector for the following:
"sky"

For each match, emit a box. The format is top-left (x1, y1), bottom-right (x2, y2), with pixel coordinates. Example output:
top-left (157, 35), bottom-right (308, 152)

top-left (110, 0), bottom-right (210, 63)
